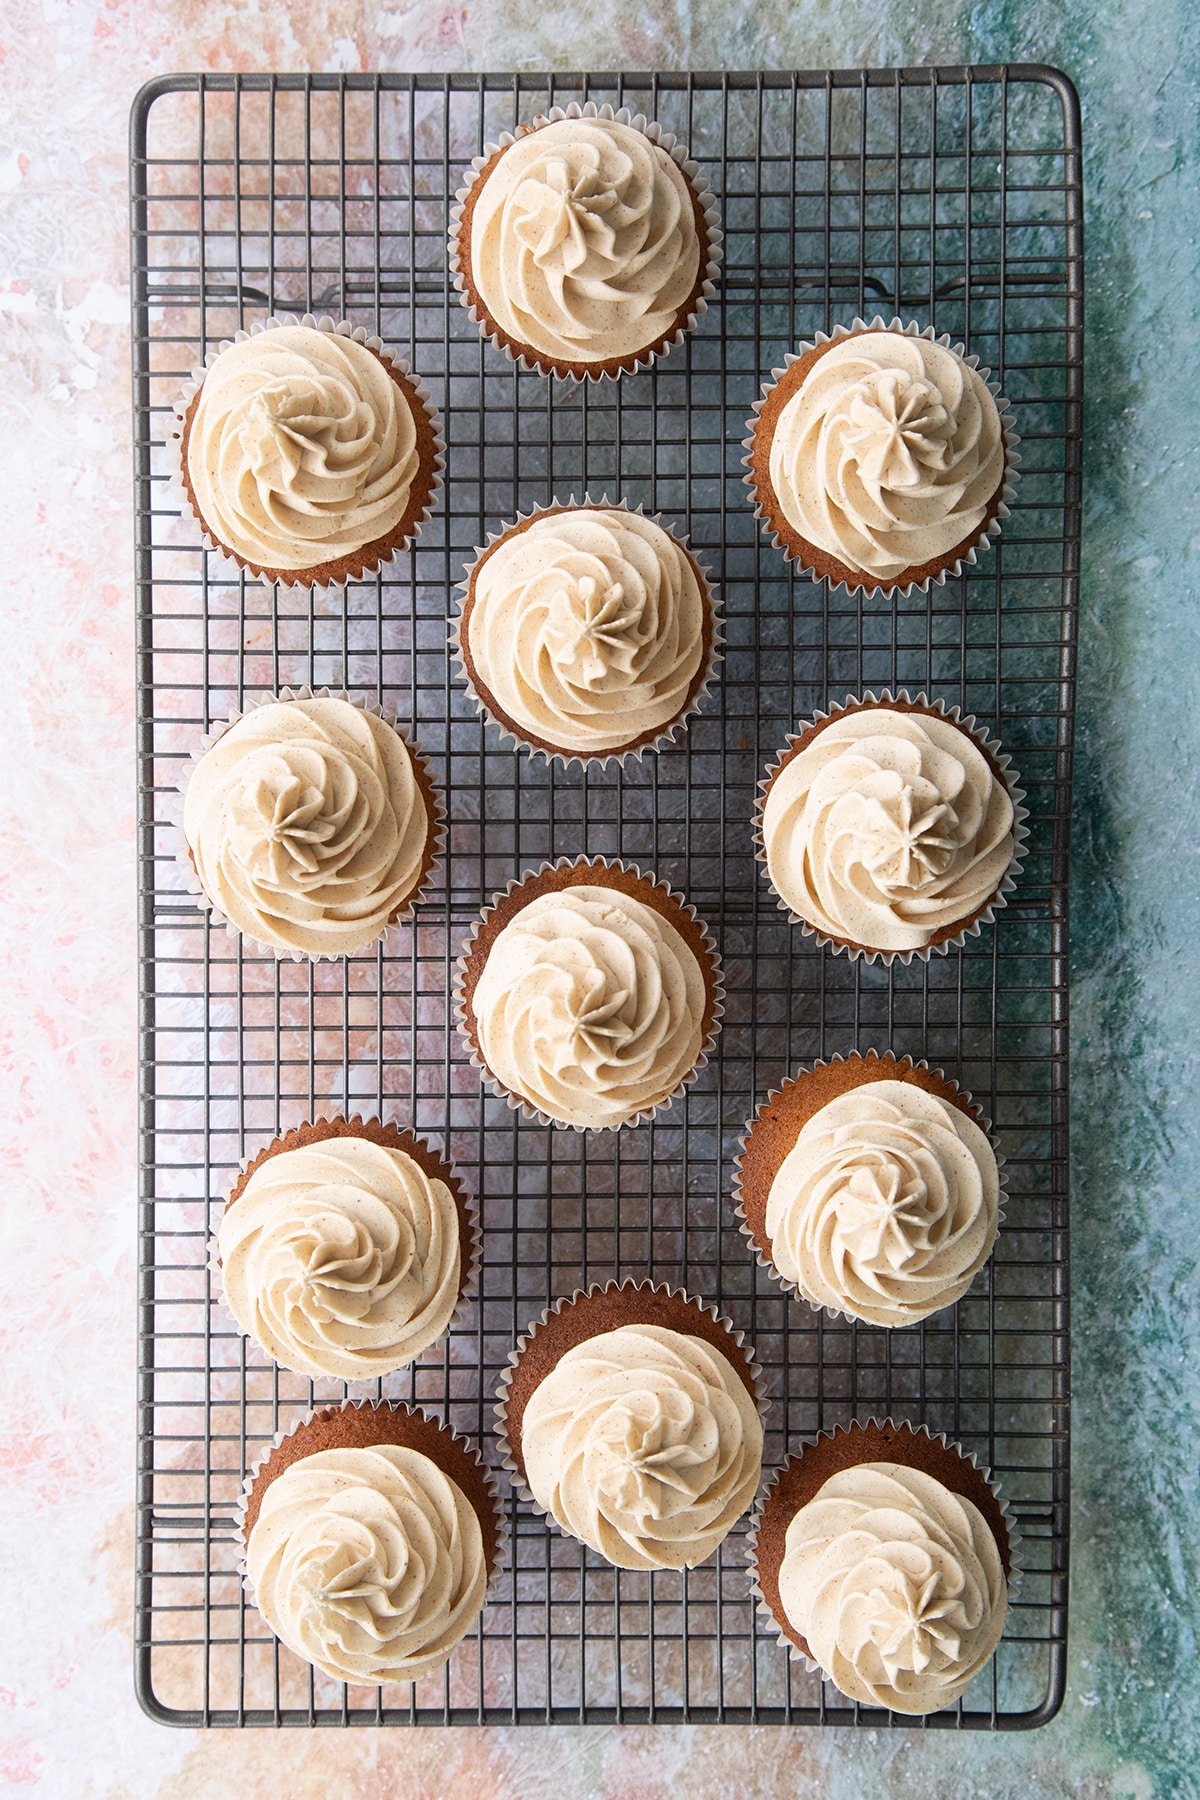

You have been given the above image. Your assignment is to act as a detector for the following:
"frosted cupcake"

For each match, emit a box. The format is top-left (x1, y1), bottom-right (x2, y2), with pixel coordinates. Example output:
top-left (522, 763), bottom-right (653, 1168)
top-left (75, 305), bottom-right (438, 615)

top-left (240, 1402), bottom-right (502, 1685)
top-left (456, 500), bottom-right (717, 762)
top-left (217, 1118), bottom-right (477, 1381)
top-left (450, 102), bottom-right (721, 380)
top-left (497, 1282), bottom-right (764, 1571)
top-left (750, 1420), bottom-right (1015, 1714)
top-left (756, 694), bottom-right (1022, 962)
top-left (181, 692), bottom-right (440, 958)
top-left (456, 857), bottom-right (721, 1130)
top-left (745, 318), bottom-right (1016, 594)
top-left (176, 317), bottom-right (442, 586)
top-left (735, 1053), bottom-right (1001, 1328)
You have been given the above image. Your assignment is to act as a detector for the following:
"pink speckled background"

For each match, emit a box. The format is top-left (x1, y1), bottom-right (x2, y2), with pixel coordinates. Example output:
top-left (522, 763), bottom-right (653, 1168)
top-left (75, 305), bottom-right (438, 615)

top-left (5, 0), bottom-right (1182, 1794)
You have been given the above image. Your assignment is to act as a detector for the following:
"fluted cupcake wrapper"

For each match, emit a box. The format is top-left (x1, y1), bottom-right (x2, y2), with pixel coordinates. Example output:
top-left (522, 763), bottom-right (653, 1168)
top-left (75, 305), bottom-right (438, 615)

top-left (494, 1278), bottom-right (770, 1536)
top-left (173, 685), bottom-right (445, 962)
top-left (732, 1052), bottom-right (1008, 1330)
top-left (745, 1415), bottom-right (1025, 1685)
top-left (234, 1398), bottom-right (510, 1619)
top-left (451, 494), bottom-right (723, 769)
top-left (448, 100), bottom-right (723, 382)
top-left (169, 313), bottom-right (445, 591)
top-left (454, 854), bottom-right (725, 1133)
top-left (753, 689), bottom-right (1029, 966)
top-left (207, 1113), bottom-right (482, 1382)
top-left (742, 316), bottom-right (1021, 597)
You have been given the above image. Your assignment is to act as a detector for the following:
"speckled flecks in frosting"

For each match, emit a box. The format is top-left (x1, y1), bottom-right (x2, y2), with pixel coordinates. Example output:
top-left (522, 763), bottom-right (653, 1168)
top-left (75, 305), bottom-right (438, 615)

top-left (218, 1135), bottom-right (462, 1379)
top-left (464, 506), bottom-right (709, 755)
top-left (183, 696), bottom-right (431, 956)
top-left (766, 330), bottom-right (1005, 581)
top-left (764, 1080), bottom-right (1000, 1326)
top-left (520, 1322), bottom-right (763, 1570)
top-left (185, 324), bottom-right (422, 571)
top-left (469, 881), bottom-right (709, 1128)
top-left (778, 1460), bottom-right (1008, 1714)
top-left (761, 707), bottom-right (1015, 953)
top-left (467, 115), bottom-right (703, 366)
top-left (245, 1443), bottom-right (488, 1684)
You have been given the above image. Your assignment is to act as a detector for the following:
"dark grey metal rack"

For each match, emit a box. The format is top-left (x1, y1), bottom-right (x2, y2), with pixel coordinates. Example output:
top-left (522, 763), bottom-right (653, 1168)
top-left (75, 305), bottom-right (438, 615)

top-left (132, 65), bottom-right (1081, 1729)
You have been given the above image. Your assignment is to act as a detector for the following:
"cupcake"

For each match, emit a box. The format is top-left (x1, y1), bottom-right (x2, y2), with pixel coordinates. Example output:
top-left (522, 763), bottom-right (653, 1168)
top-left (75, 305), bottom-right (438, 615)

top-left (239, 1402), bottom-right (503, 1685)
top-left (456, 857), bottom-right (722, 1130)
top-left (497, 1281), bottom-right (764, 1571)
top-left (217, 1117), bottom-right (478, 1381)
top-left (756, 693), bottom-right (1024, 962)
top-left (175, 316), bottom-right (442, 587)
top-left (450, 101), bottom-right (721, 380)
top-left (181, 690), bottom-right (441, 958)
top-left (735, 1052), bottom-right (1002, 1328)
top-left (744, 317), bottom-right (1017, 595)
top-left (455, 500), bottom-right (718, 765)
top-left (750, 1419), bottom-right (1016, 1714)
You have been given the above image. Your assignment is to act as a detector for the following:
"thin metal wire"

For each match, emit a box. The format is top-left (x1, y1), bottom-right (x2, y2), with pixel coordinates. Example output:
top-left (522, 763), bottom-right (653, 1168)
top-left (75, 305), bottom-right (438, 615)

top-left (131, 66), bottom-right (1080, 1730)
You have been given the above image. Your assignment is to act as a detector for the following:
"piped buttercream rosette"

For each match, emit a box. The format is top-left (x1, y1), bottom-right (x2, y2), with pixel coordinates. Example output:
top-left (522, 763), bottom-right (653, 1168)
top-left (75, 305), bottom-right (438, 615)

top-left (746, 1417), bottom-right (1022, 1716)
top-left (175, 686), bottom-right (444, 962)
top-left (452, 495), bottom-right (721, 766)
top-left (170, 313), bottom-right (444, 590)
top-left (743, 317), bottom-right (1019, 597)
top-left (753, 691), bottom-right (1027, 965)
top-left (454, 856), bottom-right (723, 1132)
top-left (495, 1280), bottom-right (767, 1572)
top-left (449, 101), bottom-right (723, 381)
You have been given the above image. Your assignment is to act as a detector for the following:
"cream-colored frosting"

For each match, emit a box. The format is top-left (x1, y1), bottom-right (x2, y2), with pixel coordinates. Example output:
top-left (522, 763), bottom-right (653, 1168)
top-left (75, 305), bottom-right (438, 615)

top-left (764, 1080), bottom-right (999, 1327)
top-left (761, 707), bottom-right (1015, 953)
top-left (766, 331), bottom-right (1005, 581)
top-left (470, 883), bottom-right (708, 1129)
top-left (219, 1135), bottom-right (462, 1379)
top-left (183, 697), bottom-right (430, 957)
top-left (468, 115), bottom-right (702, 366)
top-left (186, 325), bottom-right (422, 571)
top-left (520, 1322), bottom-right (763, 1570)
top-left (246, 1443), bottom-right (488, 1684)
top-left (778, 1460), bottom-right (1007, 1713)
top-left (466, 507), bottom-right (708, 755)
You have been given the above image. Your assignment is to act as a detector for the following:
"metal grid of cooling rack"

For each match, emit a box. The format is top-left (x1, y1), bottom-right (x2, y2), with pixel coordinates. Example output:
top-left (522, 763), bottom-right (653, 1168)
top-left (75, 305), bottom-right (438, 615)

top-left (132, 66), bottom-right (1081, 1729)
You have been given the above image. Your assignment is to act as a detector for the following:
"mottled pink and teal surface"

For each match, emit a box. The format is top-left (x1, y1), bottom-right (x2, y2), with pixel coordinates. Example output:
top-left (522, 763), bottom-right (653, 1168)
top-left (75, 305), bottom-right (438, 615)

top-left (1, 0), bottom-right (1197, 1795)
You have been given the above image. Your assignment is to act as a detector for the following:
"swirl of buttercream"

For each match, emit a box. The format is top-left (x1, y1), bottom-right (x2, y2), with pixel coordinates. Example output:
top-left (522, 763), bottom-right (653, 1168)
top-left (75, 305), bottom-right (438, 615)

top-left (468, 117), bottom-right (703, 366)
top-left (466, 507), bottom-right (708, 754)
top-left (186, 325), bottom-right (422, 570)
top-left (219, 1135), bottom-right (462, 1379)
top-left (469, 883), bottom-right (709, 1129)
top-left (761, 707), bottom-right (1015, 953)
top-left (767, 331), bottom-right (1006, 581)
top-left (520, 1323), bottom-right (763, 1570)
top-left (183, 697), bottom-right (431, 956)
top-left (764, 1080), bottom-right (999, 1326)
top-left (777, 1460), bottom-right (1007, 1713)
top-left (246, 1444), bottom-right (488, 1683)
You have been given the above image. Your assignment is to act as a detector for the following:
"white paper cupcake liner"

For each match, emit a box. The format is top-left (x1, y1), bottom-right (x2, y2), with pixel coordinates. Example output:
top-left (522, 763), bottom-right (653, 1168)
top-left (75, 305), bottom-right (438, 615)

top-left (448, 101), bottom-right (723, 382)
top-left (169, 312), bottom-right (445, 592)
top-left (451, 494), bottom-right (723, 769)
top-left (174, 685), bottom-right (445, 962)
top-left (732, 1051), bottom-right (1008, 1329)
top-left (746, 1416), bottom-right (1025, 1686)
top-left (494, 1278), bottom-right (770, 1533)
top-left (234, 1398), bottom-right (509, 1621)
top-left (753, 689), bottom-right (1029, 966)
top-left (454, 854), bottom-right (725, 1132)
top-left (208, 1114), bottom-right (482, 1382)
top-left (742, 315), bottom-right (1021, 598)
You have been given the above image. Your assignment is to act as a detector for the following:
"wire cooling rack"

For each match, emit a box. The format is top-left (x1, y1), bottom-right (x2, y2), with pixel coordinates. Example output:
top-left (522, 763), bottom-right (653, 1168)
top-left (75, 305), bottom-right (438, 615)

top-left (132, 66), bottom-right (1081, 1729)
